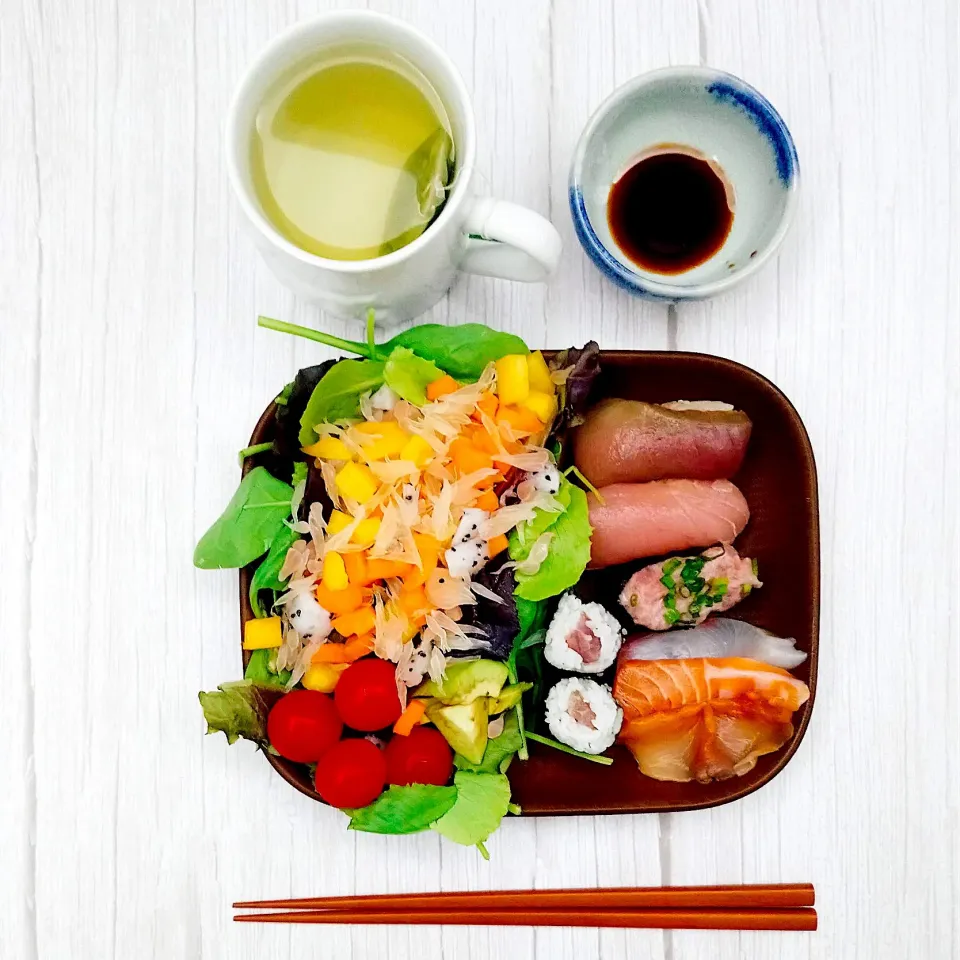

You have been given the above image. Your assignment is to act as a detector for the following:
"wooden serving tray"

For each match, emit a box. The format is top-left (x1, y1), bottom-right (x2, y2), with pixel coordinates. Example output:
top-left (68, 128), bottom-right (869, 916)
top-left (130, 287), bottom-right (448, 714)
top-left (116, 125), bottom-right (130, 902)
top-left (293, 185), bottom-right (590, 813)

top-left (239, 350), bottom-right (819, 816)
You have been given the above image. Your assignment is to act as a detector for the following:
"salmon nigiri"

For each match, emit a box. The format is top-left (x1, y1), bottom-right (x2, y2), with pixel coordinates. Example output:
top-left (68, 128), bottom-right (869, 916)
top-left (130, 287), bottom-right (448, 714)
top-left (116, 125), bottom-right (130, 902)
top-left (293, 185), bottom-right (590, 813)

top-left (613, 657), bottom-right (810, 783)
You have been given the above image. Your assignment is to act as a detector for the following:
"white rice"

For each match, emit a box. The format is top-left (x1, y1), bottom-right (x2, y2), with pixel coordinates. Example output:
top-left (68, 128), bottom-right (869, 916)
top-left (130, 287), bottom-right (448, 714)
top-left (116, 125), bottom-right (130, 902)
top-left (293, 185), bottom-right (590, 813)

top-left (544, 677), bottom-right (623, 754)
top-left (544, 593), bottom-right (624, 674)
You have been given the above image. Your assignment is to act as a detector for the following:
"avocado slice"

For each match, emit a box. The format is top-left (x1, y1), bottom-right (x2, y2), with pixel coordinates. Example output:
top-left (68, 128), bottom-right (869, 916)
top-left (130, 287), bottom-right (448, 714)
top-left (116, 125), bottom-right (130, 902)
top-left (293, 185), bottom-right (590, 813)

top-left (487, 682), bottom-right (532, 715)
top-left (414, 659), bottom-right (509, 704)
top-left (426, 699), bottom-right (489, 764)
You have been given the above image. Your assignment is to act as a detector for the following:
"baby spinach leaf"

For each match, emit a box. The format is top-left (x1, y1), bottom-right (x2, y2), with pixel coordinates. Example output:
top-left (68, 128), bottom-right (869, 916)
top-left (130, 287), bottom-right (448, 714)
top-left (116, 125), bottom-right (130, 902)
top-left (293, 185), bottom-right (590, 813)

top-left (514, 480), bottom-right (591, 601)
top-left (298, 359), bottom-right (385, 445)
top-left (515, 597), bottom-right (549, 641)
top-left (243, 649), bottom-right (292, 688)
top-left (193, 467), bottom-right (293, 570)
top-left (454, 709), bottom-right (523, 775)
top-left (431, 771), bottom-right (512, 851)
top-left (384, 324), bottom-right (529, 380)
top-left (249, 524), bottom-right (301, 618)
top-left (383, 347), bottom-right (444, 405)
top-left (274, 359), bottom-right (339, 465)
top-left (198, 681), bottom-right (281, 746)
top-left (347, 784), bottom-right (457, 835)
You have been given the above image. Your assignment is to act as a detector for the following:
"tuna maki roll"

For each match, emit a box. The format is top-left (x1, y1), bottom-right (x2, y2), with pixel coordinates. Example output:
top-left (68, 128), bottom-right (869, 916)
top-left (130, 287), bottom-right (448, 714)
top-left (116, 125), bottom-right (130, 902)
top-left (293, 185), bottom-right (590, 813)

top-left (544, 593), bottom-right (624, 673)
top-left (545, 677), bottom-right (623, 754)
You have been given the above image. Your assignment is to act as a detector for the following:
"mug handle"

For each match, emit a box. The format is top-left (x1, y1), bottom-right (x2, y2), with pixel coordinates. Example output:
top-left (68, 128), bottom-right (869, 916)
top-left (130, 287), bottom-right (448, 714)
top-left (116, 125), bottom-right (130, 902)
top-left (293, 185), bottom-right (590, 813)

top-left (460, 197), bottom-right (562, 282)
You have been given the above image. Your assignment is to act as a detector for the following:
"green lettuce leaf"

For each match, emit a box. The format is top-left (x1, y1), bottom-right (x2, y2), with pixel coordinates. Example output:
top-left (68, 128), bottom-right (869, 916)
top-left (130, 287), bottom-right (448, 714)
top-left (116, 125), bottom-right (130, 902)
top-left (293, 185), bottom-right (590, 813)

top-left (513, 480), bottom-right (592, 601)
top-left (249, 524), bottom-right (301, 618)
top-left (347, 784), bottom-right (457, 835)
top-left (198, 681), bottom-right (280, 746)
top-left (508, 481), bottom-right (571, 562)
top-left (383, 346), bottom-right (445, 405)
top-left (298, 359), bottom-right (385, 445)
top-left (193, 467), bottom-right (293, 569)
top-left (384, 324), bottom-right (528, 380)
top-left (243, 649), bottom-right (291, 689)
top-left (454, 709), bottom-right (523, 775)
top-left (431, 771), bottom-right (512, 852)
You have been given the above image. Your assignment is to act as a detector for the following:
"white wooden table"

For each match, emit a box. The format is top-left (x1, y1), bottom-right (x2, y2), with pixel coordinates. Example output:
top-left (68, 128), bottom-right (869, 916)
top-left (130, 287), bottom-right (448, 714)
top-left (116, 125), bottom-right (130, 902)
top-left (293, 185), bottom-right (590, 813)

top-left (2, 1), bottom-right (958, 957)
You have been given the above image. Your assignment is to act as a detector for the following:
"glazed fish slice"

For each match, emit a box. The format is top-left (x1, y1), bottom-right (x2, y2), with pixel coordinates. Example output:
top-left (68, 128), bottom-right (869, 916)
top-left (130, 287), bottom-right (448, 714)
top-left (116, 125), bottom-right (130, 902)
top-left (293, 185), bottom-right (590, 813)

top-left (573, 398), bottom-right (753, 487)
top-left (618, 618), bottom-right (808, 670)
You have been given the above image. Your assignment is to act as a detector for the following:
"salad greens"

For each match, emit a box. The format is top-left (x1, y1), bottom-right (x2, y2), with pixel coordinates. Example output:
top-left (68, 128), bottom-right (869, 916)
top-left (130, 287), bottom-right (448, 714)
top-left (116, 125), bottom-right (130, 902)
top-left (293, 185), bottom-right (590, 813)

top-left (347, 784), bottom-right (458, 835)
top-left (298, 358), bottom-right (386, 445)
top-left (193, 467), bottom-right (293, 569)
top-left (249, 524), bottom-right (301, 618)
top-left (198, 681), bottom-right (280, 746)
top-left (431, 771), bottom-right (512, 858)
top-left (454, 709), bottom-right (523, 775)
top-left (243, 648), bottom-right (291, 688)
top-left (383, 347), bottom-right (444, 405)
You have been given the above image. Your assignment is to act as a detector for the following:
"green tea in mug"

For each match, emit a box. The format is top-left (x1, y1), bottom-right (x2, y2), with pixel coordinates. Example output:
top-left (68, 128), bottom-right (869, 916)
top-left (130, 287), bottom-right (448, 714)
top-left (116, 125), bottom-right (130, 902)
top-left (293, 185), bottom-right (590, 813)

top-left (251, 45), bottom-right (455, 261)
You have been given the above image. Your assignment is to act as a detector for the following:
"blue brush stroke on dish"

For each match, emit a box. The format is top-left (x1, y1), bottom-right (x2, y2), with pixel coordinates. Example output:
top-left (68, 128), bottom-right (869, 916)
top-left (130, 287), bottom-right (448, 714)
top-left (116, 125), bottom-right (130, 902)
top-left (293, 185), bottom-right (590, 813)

top-left (568, 187), bottom-right (687, 302)
top-left (706, 80), bottom-right (798, 185)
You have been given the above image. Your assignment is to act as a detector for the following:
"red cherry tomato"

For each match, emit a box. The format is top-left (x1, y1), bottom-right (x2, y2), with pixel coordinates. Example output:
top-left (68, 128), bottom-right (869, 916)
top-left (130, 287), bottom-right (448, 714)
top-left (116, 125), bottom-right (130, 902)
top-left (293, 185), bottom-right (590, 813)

top-left (334, 658), bottom-right (404, 731)
top-left (384, 726), bottom-right (454, 787)
top-left (314, 738), bottom-right (386, 808)
top-left (266, 689), bottom-right (342, 763)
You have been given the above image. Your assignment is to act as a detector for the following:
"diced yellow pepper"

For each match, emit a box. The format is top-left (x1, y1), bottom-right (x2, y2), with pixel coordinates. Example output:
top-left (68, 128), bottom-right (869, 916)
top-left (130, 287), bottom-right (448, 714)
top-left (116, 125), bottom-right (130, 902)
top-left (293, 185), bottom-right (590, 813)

top-left (526, 350), bottom-right (555, 394)
top-left (322, 551), bottom-right (349, 591)
top-left (356, 421), bottom-right (410, 461)
top-left (302, 436), bottom-right (352, 460)
top-left (494, 354), bottom-right (530, 405)
top-left (302, 662), bottom-right (349, 693)
top-left (242, 616), bottom-right (283, 650)
top-left (326, 510), bottom-right (352, 535)
top-left (351, 516), bottom-right (381, 545)
top-left (335, 461), bottom-right (378, 503)
top-left (520, 389), bottom-right (558, 424)
top-left (399, 434), bottom-right (434, 467)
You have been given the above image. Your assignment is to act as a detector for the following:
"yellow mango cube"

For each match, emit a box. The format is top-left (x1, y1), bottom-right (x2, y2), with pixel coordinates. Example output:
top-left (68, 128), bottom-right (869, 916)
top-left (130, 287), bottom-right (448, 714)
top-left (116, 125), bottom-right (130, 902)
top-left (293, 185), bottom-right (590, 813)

top-left (335, 461), bottom-right (378, 503)
top-left (494, 354), bottom-right (530, 405)
top-left (242, 616), bottom-right (283, 650)
top-left (355, 421), bottom-right (410, 461)
top-left (302, 662), bottom-right (349, 693)
top-left (520, 389), bottom-right (558, 424)
top-left (322, 551), bottom-right (349, 590)
top-left (302, 436), bottom-right (353, 460)
top-left (526, 350), bottom-right (555, 394)
top-left (351, 517), bottom-right (381, 545)
top-left (400, 434), bottom-right (434, 467)
top-left (326, 510), bottom-right (352, 535)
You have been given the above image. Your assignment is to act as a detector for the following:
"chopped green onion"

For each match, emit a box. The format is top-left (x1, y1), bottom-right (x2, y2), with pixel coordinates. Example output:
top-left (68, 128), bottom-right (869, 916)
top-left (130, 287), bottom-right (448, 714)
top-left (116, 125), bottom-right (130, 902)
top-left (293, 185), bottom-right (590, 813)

top-left (663, 592), bottom-right (676, 610)
top-left (664, 609), bottom-right (681, 625)
top-left (662, 558), bottom-right (683, 576)
top-left (660, 572), bottom-right (676, 588)
top-left (712, 594), bottom-right (725, 604)
top-left (711, 577), bottom-right (728, 597)
top-left (689, 577), bottom-right (707, 594)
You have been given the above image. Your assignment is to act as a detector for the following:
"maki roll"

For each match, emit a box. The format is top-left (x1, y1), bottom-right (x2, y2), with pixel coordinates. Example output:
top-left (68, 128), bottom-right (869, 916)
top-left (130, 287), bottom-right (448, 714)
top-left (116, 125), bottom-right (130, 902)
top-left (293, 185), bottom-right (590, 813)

top-left (545, 677), bottom-right (623, 754)
top-left (544, 593), bottom-right (624, 673)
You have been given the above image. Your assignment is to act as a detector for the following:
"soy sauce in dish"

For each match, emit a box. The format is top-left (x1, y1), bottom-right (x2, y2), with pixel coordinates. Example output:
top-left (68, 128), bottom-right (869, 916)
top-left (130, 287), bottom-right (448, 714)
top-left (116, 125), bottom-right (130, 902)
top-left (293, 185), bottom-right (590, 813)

top-left (607, 144), bottom-right (734, 275)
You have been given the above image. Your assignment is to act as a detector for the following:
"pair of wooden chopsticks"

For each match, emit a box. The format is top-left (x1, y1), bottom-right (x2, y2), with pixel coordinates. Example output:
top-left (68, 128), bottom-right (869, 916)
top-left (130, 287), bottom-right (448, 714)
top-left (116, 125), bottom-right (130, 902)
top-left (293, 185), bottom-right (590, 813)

top-left (234, 883), bottom-right (817, 931)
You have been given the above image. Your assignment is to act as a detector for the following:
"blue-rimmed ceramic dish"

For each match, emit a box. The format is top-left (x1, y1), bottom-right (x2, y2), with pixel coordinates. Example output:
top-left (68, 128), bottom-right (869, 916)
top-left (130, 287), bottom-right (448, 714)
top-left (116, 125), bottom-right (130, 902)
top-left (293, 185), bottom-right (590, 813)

top-left (569, 67), bottom-right (800, 301)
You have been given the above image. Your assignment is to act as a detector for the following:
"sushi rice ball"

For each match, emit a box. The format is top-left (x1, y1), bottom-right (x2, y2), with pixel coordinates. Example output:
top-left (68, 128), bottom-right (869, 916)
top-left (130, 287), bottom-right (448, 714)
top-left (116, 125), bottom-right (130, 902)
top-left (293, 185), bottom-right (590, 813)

top-left (544, 593), bottom-right (624, 674)
top-left (545, 677), bottom-right (623, 754)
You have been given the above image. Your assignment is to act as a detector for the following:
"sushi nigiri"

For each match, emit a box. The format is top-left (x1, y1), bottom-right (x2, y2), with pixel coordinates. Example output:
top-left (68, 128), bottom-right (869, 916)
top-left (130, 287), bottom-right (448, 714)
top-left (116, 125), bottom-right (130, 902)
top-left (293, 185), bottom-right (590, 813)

top-left (619, 617), bottom-right (807, 670)
top-left (573, 398), bottom-right (752, 487)
top-left (544, 593), bottom-right (624, 673)
top-left (619, 545), bottom-right (760, 630)
top-left (613, 657), bottom-right (810, 782)
top-left (587, 480), bottom-right (750, 568)
top-left (545, 677), bottom-right (623, 754)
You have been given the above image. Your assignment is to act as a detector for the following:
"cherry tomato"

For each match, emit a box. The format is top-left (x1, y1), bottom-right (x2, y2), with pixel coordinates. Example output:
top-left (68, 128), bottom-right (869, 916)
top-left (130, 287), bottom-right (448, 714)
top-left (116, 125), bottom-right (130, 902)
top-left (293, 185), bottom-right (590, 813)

top-left (314, 738), bottom-right (386, 808)
top-left (384, 726), bottom-right (454, 787)
top-left (266, 690), bottom-right (342, 763)
top-left (334, 658), bottom-right (404, 731)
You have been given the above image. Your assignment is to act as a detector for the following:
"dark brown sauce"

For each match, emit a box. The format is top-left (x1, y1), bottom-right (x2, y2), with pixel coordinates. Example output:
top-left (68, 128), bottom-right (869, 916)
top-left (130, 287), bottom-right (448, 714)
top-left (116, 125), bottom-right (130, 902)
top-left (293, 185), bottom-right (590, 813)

top-left (607, 147), bottom-right (734, 275)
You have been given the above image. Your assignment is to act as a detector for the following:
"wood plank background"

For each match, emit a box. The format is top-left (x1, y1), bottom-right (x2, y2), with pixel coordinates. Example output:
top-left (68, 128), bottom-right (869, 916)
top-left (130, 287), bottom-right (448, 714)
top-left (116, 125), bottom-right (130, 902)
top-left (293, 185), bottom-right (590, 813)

top-left (1, 1), bottom-right (956, 958)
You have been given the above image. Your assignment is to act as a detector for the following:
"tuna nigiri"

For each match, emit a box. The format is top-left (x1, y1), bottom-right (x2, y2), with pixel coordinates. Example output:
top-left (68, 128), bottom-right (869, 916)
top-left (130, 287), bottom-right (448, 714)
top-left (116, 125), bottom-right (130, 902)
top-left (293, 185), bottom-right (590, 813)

top-left (619, 545), bottom-right (760, 629)
top-left (618, 617), bottom-right (808, 670)
top-left (573, 398), bottom-right (752, 487)
top-left (613, 657), bottom-right (810, 782)
top-left (587, 480), bottom-right (750, 568)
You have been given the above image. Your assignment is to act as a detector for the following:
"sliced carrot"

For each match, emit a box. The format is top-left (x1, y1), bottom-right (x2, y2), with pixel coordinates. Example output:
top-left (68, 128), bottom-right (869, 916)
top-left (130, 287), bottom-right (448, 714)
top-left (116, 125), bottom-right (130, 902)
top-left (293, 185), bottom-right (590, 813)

top-left (393, 698), bottom-right (427, 736)
top-left (426, 374), bottom-right (459, 401)
top-left (487, 533), bottom-right (509, 558)
top-left (363, 557), bottom-right (415, 584)
top-left (315, 582), bottom-right (365, 615)
top-left (398, 585), bottom-right (429, 619)
top-left (331, 606), bottom-right (376, 637)
top-left (475, 470), bottom-right (504, 490)
top-left (405, 533), bottom-right (442, 588)
top-left (475, 489), bottom-right (500, 512)
top-left (312, 642), bottom-right (349, 664)
top-left (497, 404), bottom-right (544, 434)
top-left (468, 423), bottom-right (500, 455)
top-left (342, 550), bottom-right (369, 587)
top-left (474, 391), bottom-right (499, 420)
top-left (449, 437), bottom-right (493, 477)
top-left (344, 632), bottom-right (375, 661)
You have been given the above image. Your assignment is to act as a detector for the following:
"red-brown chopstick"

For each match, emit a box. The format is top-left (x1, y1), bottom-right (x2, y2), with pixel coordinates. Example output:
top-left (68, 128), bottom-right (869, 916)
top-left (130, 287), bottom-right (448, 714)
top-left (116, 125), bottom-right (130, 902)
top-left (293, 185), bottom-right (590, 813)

top-left (234, 882), bottom-right (814, 912)
top-left (234, 906), bottom-right (817, 931)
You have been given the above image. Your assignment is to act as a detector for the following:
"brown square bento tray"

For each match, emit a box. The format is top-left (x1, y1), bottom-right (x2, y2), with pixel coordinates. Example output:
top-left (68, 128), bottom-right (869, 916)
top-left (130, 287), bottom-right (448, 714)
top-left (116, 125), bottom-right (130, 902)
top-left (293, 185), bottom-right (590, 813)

top-left (239, 350), bottom-right (819, 816)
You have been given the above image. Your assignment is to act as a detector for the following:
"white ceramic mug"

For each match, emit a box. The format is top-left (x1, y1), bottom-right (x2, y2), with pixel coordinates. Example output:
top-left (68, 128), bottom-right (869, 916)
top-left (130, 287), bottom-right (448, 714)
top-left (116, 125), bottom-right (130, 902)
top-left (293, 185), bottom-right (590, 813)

top-left (226, 11), bottom-right (562, 324)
